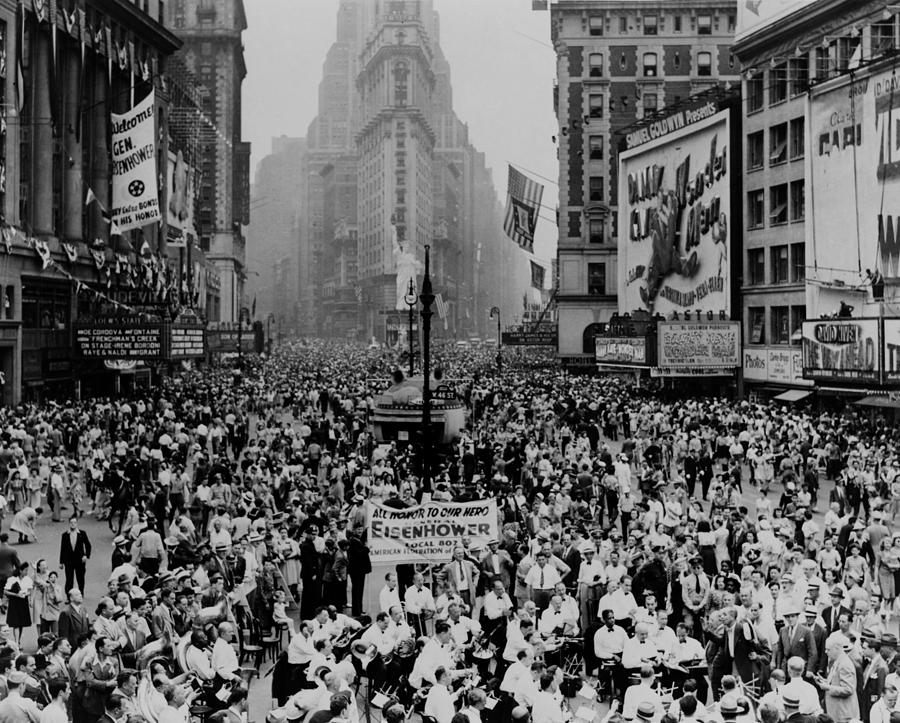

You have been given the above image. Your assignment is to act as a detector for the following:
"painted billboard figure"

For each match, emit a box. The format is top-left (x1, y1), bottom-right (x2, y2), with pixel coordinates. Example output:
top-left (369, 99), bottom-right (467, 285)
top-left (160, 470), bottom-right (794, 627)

top-left (639, 190), bottom-right (699, 308)
top-left (392, 219), bottom-right (421, 311)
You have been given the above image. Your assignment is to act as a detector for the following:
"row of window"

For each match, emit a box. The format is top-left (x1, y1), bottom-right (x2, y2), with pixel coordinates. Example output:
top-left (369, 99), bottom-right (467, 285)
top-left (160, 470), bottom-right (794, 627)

top-left (747, 181), bottom-right (805, 229)
top-left (746, 243), bottom-right (805, 286)
top-left (747, 118), bottom-right (804, 170)
top-left (587, 13), bottom-right (732, 37)
top-left (586, 51), bottom-right (715, 78)
top-left (747, 305), bottom-right (806, 346)
top-left (587, 92), bottom-right (663, 118)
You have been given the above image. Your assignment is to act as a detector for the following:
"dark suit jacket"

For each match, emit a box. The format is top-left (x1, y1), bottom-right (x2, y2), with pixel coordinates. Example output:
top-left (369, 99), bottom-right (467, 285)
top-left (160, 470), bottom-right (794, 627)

top-left (58, 604), bottom-right (91, 647)
top-left (811, 622), bottom-right (827, 673)
top-left (119, 627), bottom-right (149, 668)
top-left (479, 550), bottom-right (514, 589)
top-left (821, 605), bottom-right (852, 635)
top-left (560, 546), bottom-right (582, 585)
top-left (775, 622), bottom-right (817, 672)
top-left (59, 529), bottom-right (92, 567)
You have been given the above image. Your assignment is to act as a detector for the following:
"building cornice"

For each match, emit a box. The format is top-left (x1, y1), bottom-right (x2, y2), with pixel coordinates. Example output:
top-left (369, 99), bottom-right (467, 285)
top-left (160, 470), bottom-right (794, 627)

top-left (91, 0), bottom-right (181, 54)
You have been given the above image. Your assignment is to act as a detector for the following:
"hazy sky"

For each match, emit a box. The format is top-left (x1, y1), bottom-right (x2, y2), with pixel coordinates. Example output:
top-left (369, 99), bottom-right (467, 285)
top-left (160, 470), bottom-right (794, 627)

top-left (241, 0), bottom-right (558, 262)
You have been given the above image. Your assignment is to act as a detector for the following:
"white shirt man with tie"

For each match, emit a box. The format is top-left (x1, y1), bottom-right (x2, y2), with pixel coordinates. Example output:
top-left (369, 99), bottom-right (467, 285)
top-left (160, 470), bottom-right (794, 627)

top-left (577, 545), bottom-right (606, 628)
top-left (444, 546), bottom-right (479, 612)
top-left (483, 579), bottom-right (513, 623)
top-left (524, 551), bottom-right (561, 611)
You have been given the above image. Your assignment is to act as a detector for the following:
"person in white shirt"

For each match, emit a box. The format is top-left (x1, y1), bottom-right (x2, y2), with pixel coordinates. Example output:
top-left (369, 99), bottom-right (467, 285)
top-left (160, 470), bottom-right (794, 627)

top-left (387, 605), bottom-right (414, 647)
top-left (577, 546), bottom-right (606, 626)
top-left (622, 623), bottom-right (661, 670)
top-left (539, 594), bottom-right (579, 638)
top-left (622, 666), bottom-right (664, 722)
top-left (633, 593), bottom-right (662, 637)
top-left (514, 660), bottom-right (544, 707)
top-left (531, 670), bottom-right (566, 723)
top-left (184, 631), bottom-right (214, 681)
top-left (483, 579), bottom-right (513, 622)
top-left (781, 655), bottom-right (823, 715)
top-left (446, 602), bottom-right (481, 648)
top-left (39, 677), bottom-right (70, 723)
top-left (597, 578), bottom-right (637, 627)
top-left (651, 610), bottom-right (678, 659)
top-left (409, 622), bottom-right (459, 689)
top-left (758, 668), bottom-right (786, 718)
top-left (524, 552), bottom-right (561, 610)
top-left (870, 680), bottom-right (899, 723)
top-left (503, 616), bottom-right (536, 663)
top-left (211, 622), bottom-right (240, 683)
top-left (424, 667), bottom-right (459, 723)
top-left (359, 613), bottom-right (394, 660)
top-left (459, 687), bottom-right (487, 723)
top-left (379, 572), bottom-right (401, 614)
top-left (500, 648), bottom-right (533, 695)
top-left (287, 622), bottom-right (316, 665)
top-left (404, 572), bottom-right (436, 637)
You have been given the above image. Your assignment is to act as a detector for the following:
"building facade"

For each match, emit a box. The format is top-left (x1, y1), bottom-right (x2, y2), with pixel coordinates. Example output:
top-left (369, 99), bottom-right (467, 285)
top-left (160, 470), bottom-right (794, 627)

top-left (165, 0), bottom-right (250, 323)
top-left (550, 0), bottom-right (738, 365)
top-left (294, 0), bottom-right (530, 342)
top-left (733, 0), bottom-right (895, 403)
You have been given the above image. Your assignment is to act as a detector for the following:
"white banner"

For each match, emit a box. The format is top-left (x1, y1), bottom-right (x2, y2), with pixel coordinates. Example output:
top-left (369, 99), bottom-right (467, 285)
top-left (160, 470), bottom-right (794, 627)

top-left (366, 499), bottom-right (498, 564)
top-left (111, 90), bottom-right (160, 232)
top-left (736, 0), bottom-right (816, 41)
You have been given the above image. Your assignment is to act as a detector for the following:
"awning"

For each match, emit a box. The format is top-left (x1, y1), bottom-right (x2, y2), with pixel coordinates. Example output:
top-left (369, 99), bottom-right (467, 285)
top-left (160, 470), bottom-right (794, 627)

top-left (853, 395), bottom-right (900, 408)
top-left (772, 389), bottom-right (813, 402)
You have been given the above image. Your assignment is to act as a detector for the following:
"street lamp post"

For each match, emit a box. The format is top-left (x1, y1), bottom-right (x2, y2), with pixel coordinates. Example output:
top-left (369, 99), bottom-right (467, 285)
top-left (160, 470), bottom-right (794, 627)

top-left (419, 245), bottom-right (435, 493)
top-left (236, 306), bottom-right (250, 367)
top-left (266, 312), bottom-right (275, 355)
top-left (489, 306), bottom-right (502, 373)
top-left (404, 278), bottom-right (417, 377)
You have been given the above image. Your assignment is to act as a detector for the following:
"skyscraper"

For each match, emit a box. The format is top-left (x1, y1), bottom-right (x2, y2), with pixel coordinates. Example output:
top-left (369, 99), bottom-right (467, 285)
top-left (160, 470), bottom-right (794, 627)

top-left (165, 0), bottom-right (251, 323)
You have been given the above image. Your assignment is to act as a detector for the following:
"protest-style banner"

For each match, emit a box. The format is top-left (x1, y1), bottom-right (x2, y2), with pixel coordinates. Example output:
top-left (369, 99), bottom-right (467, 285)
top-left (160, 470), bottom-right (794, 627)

top-left (365, 499), bottom-right (498, 564)
top-left (111, 90), bottom-right (161, 232)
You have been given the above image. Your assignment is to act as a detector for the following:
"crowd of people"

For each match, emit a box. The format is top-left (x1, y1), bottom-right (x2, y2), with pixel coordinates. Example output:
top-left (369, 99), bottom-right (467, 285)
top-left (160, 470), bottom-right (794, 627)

top-left (0, 339), bottom-right (891, 723)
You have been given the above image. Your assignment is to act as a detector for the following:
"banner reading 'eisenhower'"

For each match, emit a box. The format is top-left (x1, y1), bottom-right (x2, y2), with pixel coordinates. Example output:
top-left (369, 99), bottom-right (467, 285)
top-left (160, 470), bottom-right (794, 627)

top-left (111, 90), bottom-right (161, 233)
top-left (365, 499), bottom-right (498, 564)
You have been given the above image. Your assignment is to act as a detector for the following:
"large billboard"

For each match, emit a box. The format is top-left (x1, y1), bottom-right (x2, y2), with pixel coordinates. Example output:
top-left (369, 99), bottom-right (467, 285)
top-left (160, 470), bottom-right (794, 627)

top-left (618, 107), bottom-right (732, 316)
top-left (809, 67), bottom-right (900, 285)
top-left (736, 0), bottom-right (816, 41)
top-left (801, 319), bottom-right (881, 382)
top-left (883, 319), bottom-right (900, 383)
top-left (656, 321), bottom-right (740, 375)
top-left (595, 337), bottom-right (647, 365)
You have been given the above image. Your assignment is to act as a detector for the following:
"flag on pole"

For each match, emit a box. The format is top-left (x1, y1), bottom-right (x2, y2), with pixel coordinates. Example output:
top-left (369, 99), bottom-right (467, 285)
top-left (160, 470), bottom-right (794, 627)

top-left (503, 165), bottom-right (544, 253)
top-left (435, 293), bottom-right (448, 321)
top-left (15, 0), bottom-right (25, 113)
top-left (530, 260), bottom-right (546, 290)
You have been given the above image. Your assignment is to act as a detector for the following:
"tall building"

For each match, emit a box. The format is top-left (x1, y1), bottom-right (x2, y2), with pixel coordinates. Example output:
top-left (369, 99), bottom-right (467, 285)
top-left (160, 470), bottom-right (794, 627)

top-left (297, 0), bottom-right (529, 342)
top-left (165, 0), bottom-right (250, 323)
top-left (735, 0), bottom-right (900, 404)
top-left (246, 136), bottom-right (305, 330)
top-left (550, 0), bottom-right (738, 365)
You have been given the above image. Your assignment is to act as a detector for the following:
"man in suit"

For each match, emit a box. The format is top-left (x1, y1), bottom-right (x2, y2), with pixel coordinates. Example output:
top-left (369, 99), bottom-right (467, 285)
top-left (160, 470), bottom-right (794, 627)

top-left (559, 532), bottom-right (582, 586)
top-left (57, 587), bottom-right (91, 649)
top-left (804, 605), bottom-right (828, 674)
top-left (151, 589), bottom-right (176, 641)
top-left (821, 587), bottom-right (852, 635)
top-left (480, 539), bottom-right (514, 590)
top-left (861, 632), bottom-right (889, 722)
top-left (119, 611), bottom-right (149, 668)
top-left (818, 634), bottom-right (860, 722)
top-left (443, 545), bottom-right (479, 611)
top-left (59, 515), bottom-right (91, 594)
top-left (776, 606), bottom-right (818, 673)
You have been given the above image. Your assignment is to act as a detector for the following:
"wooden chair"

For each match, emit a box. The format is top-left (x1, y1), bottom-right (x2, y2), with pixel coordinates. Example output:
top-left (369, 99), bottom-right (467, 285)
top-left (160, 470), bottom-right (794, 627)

top-left (235, 608), bottom-right (264, 675)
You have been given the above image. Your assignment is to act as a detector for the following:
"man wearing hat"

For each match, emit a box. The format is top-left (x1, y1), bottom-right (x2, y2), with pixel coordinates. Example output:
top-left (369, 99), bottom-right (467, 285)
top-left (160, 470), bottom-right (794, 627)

top-left (782, 692), bottom-right (813, 723)
top-left (815, 634), bottom-right (860, 722)
top-left (0, 669), bottom-right (41, 720)
top-left (821, 586), bottom-right (851, 636)
top-left (861, 632), bottom-right (890, 721)
top-left (775, 604), bottom-right (817, 673)
top-left (479, 539), bottom-right (514, 592)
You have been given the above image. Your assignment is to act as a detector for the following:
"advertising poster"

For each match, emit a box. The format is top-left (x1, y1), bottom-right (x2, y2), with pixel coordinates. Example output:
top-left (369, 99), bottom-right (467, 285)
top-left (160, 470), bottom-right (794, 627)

top-left (736, 0), bottom-right (816, 41)
top-left (743, 348), bottom-right (768, 381)
top-left (801, 319), bottom-right (881, 381)
top-left (883, 319), bottom-right (900, 382)
top-left (365, 499), bottom-right (498, 564)
top-left (767, 349), bottom-right (793, 383)
top-left (618, 108), bottom-right (731, 316)
top-left (657, 322), bottom-right (740, 370)
top-left (111, 91), bottom-right (161, 232)
top-left (595, 337), bottom-right (647, 365)
top-left (166, 149), bottom-right (196, 241)
top-left (809, 67), bottom-right (900, 284)
top-left (169, 326), bottom-right (206, 359)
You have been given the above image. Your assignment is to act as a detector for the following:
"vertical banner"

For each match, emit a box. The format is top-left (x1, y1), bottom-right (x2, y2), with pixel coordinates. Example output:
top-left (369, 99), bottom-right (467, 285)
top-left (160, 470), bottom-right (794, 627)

top-left (365, 499), bottom-right (498, 564)
top-left (111, 90), bottom-right (161, 232)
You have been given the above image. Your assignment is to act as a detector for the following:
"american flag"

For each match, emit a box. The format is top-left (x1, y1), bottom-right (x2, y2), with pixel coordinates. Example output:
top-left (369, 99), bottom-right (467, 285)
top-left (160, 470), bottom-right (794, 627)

top-left (503, 165), bottom-right (544, 253)
top-left (435, 293), bottom-right (448, 321)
